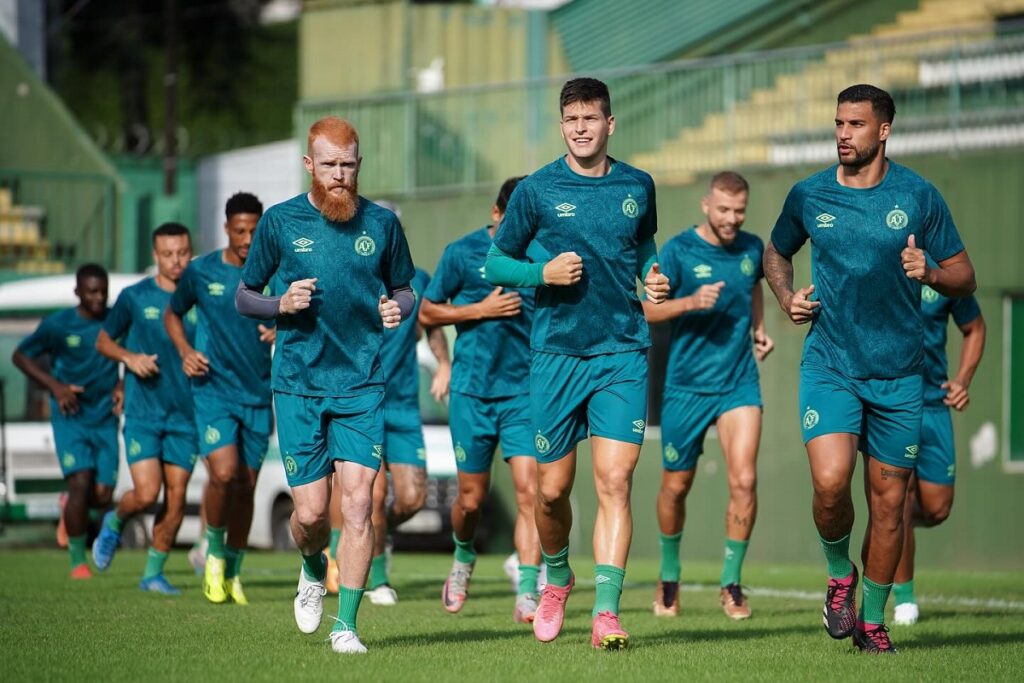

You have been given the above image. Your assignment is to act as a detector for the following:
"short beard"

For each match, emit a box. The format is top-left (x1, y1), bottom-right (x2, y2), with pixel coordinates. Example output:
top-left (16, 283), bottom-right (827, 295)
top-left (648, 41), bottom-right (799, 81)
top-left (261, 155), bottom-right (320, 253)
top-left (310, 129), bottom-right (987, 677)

top-left (839, 141), bottom-right (882, 170)
top-left (311, 176), bottom-right (359, 223)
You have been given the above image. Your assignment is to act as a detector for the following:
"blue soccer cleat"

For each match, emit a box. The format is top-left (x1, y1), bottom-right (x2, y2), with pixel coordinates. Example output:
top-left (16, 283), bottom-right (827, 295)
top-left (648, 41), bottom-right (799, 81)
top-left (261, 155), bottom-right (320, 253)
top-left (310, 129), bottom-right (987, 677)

top-left (91, 511), bottom-right (121, 571)
top-left (139, 574), bottom-right (182, 596)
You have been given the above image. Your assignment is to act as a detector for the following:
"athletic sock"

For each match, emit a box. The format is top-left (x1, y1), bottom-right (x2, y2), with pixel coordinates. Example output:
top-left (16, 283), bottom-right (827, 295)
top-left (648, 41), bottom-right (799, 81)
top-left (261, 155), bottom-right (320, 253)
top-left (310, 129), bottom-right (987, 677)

top-left (541, 545), bottom-right (572, 587)
top-left (592, 564), bottom-right (626, 617)
top-left (453, 532), bottom-right (476, 564)
top-left (860, 576), bottom-right (893, 625)
top-left (143, 548), bottom-right (169, 580)
top-left (329, 528), bottom-right (341, 558)
top-left (205, 525), bottom-right (226, 560)
top-left (659, 531), bottom-right (683, 582)
top-left (105, 512), bottom-right (124, 534)
top-left (224, 546), bottom-right (243, 579)
top-left (68, 535), bottom-right (87, 568)
top-left (518, 564), bottom-right (540, 596)
top-left (333, 585), bottom-right (365, 633)
top-left (720, 537), bottom-right (749, 586)
top-left (818, 532), bottom-right (854, 579)
top-left (368, 553), bottom-right (389, 589)
top-left (893, 580), bottom-right (915, 605)
top-left (302, 551), bottom-right (327, 582)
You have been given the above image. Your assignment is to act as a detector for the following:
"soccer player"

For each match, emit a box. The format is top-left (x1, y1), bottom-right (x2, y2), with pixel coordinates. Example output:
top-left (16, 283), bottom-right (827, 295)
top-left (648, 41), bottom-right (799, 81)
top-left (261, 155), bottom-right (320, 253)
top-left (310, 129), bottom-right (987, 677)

top-left (643, 171), bottom-right (772, 620)
top-left (419, 176), bottom-right (545, 623)
top-left (234, 116), bottom-right (416, 655)
top-left (892, 279), bottom-right (985, 625)
top-left (324, 199), bottom-right (451, 604)
top-left (92, 223), bottom-right (199, 595)
top-left (763, 84), bottom-right (976, 653)
top-left (485, 78), bottom-right (670, 649)
top-left (12, 264), bottom-right (122, 579)
top-left (164, 192), bottom-right (275, 605)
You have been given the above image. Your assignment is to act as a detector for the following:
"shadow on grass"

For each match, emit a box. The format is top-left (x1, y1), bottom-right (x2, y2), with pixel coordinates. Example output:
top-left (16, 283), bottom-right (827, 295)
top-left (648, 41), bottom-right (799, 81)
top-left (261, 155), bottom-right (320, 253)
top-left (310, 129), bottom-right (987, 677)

top-left (638, 622), bottom-right (821, 646)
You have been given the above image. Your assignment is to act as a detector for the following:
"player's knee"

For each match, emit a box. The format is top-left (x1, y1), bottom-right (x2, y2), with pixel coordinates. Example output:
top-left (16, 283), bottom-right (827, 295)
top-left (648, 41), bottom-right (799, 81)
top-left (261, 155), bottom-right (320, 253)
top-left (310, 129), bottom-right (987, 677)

top-left (456, 492), bottom-right (484, 516)
top-left (293, 504), bottom-right (328, 530)
top-left (728, 472), bottom-right (757, 500)
top-left (593, 468), bottom-right (631, 502)
top-left (920, 499), bottom-right (953, 527)
top-left (814, 480), bottom-right (850, 509)
top-left (209, 461), bottom-right (238, 487)
top-left (135, 485), bottom-right (161, 508)
top-left (393, 486), bottom-right (426, 517)
top-left (92, 486), bottom-right (113, 508)
top-left (537, 480), bottom-right (570, 508)
top-left (341, 489), bottom-right (373, 521)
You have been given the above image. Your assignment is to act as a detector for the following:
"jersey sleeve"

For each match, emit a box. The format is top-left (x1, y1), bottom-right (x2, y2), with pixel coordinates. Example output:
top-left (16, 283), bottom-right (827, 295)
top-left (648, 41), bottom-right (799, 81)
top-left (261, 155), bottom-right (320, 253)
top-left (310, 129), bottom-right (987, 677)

top-left (422, 244), bottom-right (460, 303)
top-left (16, 315), bottom-right (55, 358)
top-left (637, 175), bottom-right (658, 242)
top-left (103, 290), bottom-right (133, 341)
top-left (383, 215), bottom-right (416, 291)
top-left (241, 212), bottom-right (280, 289)
top-left (921, 185), bottom-right (965, 263)
top-left (170, 263), bottom-right (199, 315)
top-left (951, 294), bottom-right (982, 326)
top-left (769, 184), bottom-right (808, 258)
top-left (752, 234), bottom-right (766, 280)
top-left (492, 183), bottom-right (536, 259)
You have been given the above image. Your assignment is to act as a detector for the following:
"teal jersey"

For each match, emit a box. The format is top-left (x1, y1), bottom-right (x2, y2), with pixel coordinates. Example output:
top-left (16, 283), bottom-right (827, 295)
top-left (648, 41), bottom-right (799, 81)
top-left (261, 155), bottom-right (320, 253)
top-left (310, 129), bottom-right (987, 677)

top-left (658, 227), bottom-right (764, 393)
top-left (17, 307), bottom-right (119, 424)
top-left (241, 193), bottom-right (416, 397)
top-left (380, 267), bottom-right (431, 406)
top-left (170, 250), bottom-right (273, 407)
top-left (770, 161), bottom-right (965, 379)
top-left (492, 156), bottom-right (657, 357)
top-left (424, 227), bottom-right (534, 399)
top-left (104, 277), bottom-right (197, 420)
top-left (921, 285), bottom-right (981, 406)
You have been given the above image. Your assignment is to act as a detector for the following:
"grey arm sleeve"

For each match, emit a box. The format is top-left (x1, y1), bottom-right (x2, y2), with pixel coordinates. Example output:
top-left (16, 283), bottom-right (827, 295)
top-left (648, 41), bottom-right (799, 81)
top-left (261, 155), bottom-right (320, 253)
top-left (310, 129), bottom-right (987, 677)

top-left (391, 284), bottom-right (415, 321)
top-left (235, 280), bottom-right (280, 320)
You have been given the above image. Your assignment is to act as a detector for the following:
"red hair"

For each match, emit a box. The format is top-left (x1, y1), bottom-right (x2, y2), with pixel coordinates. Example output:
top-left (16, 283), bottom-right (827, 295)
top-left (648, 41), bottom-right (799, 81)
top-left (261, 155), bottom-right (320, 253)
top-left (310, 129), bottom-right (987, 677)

top-left (307, 117), bottom-right (359, 155)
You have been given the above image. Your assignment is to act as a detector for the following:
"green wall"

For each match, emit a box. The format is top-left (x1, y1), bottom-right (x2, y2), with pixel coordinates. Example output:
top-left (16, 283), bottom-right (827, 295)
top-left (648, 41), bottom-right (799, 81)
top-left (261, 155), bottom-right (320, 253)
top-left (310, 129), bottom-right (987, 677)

top-left (395, 148), bottom-right (1024, 571)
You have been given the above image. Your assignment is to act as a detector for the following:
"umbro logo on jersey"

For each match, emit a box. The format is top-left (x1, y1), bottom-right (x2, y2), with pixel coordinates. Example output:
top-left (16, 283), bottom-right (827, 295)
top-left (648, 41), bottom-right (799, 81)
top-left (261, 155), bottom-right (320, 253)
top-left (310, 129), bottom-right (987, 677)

top-left (293, 237), bottom-right (314, 253)
top-left (372, 444), bottom-right (383, 459)
top-left (693, 264), bottom-right (713, 279)
top-left (632, 419), bottom-right (646, 434)
top-left (816, 213), bottom-right (836, 228)
top-left (65, 334), bottom-right (81, 348)
top-left (555, 202), bottom-right (576, 218)
top-left (208, 282), bottom-right (225, 296)
top-left (143, 306), bottom-right (160, 320)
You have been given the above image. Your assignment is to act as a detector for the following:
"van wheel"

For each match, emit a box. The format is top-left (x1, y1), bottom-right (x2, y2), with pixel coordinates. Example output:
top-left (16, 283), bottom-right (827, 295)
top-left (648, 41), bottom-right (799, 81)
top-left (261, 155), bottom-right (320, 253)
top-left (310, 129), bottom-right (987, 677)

top-left (271, 497), bottom-right (296, 551)
top-left (120, 517), bottom-right (149, 549)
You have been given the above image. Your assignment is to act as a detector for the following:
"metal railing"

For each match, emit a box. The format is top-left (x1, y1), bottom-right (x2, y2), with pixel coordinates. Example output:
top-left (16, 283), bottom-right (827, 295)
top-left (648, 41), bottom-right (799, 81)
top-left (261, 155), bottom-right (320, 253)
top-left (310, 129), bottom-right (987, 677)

top-left (296, 21), bottom-right (1024, 196)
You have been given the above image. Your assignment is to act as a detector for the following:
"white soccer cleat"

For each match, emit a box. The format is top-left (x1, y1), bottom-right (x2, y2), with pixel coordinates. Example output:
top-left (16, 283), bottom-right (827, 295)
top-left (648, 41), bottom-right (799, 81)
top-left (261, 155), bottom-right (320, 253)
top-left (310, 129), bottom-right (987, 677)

top-left (893, 602), bottom-right (919, 626)
top-left (366, 584), bottom-right (398, 606)
top-left (294, 567), bottom-right (327, 634)
top-left (503, 552), bottom-right (520, 593)
top-left (329, 629), bottom-right (368, 654)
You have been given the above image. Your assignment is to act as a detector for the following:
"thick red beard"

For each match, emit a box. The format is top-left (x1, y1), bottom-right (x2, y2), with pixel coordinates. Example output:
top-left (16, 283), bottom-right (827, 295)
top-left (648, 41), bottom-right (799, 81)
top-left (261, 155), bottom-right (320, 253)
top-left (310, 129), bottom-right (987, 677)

top-left (311, 176), bottom-right (359, 223)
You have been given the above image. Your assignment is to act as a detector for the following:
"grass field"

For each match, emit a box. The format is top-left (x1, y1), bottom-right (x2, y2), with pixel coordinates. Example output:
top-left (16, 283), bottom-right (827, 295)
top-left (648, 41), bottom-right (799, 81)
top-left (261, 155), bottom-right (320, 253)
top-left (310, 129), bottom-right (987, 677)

top-left (2, 550), bottom-right (1022, 681)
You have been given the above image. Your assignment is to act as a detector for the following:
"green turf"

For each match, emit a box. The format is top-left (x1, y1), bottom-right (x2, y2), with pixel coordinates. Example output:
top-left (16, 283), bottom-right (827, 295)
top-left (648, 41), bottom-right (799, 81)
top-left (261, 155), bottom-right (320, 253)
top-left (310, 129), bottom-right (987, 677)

top-left (2, 550), bottom-right (1022, 681)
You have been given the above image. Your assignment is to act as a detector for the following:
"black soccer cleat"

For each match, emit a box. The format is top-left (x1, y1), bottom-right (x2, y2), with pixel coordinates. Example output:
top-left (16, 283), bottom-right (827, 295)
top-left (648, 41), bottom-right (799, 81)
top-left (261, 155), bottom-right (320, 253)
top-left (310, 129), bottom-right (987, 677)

top-left (853, 621), bottom-right (898, 654)
top-left (822, 565), bottom-right (858, 639)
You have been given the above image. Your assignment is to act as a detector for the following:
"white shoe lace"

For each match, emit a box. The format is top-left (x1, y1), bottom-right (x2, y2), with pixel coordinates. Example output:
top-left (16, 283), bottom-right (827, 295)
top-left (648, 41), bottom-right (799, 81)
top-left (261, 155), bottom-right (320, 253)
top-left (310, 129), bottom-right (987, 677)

top-left (298, 582), bottom-right (326, 610)
top-left (449, 567), bottom-right (471, 596)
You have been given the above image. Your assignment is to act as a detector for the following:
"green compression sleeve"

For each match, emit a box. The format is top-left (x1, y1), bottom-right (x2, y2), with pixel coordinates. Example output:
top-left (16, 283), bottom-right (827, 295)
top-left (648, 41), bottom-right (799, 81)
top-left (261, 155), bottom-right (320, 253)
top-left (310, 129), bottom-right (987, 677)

top-left (637, 237), bottom-right (658, 279)
top-left (485, 243), bottom-right (547, 288)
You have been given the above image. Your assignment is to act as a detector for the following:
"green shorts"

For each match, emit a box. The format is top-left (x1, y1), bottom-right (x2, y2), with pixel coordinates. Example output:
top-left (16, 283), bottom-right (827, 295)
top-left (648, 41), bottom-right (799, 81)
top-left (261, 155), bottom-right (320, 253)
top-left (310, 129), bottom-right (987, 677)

top-left (448, 391), bottom-right (533, 474)
top-left (274, 390), bottom-right (384, 487)
top-left (51, 408), bottom-right (119, 486)
top-left (194, 392), bottom-right (272, 471)
top-left (918, 405), bottom-right (956, 485)
top-left (123, 414), bottom-right (199, 472)
top-left (530, 350), bottom-right (649, 463)
top-left (384, 401), bottom-right (426, 468)
top-left (799, 363), bottom-right (922, 469)
top-left (660, 382), bottom-right (762, 472)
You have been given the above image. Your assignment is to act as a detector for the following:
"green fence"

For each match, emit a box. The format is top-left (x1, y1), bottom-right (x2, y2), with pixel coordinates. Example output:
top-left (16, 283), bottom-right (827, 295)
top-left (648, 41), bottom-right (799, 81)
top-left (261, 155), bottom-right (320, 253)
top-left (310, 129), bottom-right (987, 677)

top-left (296, 22), bottom-right (1024, 196)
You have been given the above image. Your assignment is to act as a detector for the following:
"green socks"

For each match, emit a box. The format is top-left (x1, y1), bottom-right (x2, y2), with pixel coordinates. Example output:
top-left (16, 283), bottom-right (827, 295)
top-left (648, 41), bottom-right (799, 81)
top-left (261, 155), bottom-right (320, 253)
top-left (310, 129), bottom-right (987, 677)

top-left (329, 528), bottom-right (341, 558)
top-left (205, 525), bottom-right (226, 560)
top-left (302, 551), bottom-right (327, 582)
top-left (518, 564), bottom-right (540, 596)
top-left (334, 586), bottom-right (365, 633)
top-left (893, 580), bottom-right (916, 606)
top-left (369, 553), bottom-right (389, 589)
top-left (860, 576), bottom-right (893, 625)
top-left (105, 513), bottom-right (124, 534)
top-left (225, 546), bottom-right (244, 579)
top-left (720, 538), bottom-right (749, 586)
top-left (542, 546), bottom-right (572, 587)
top-left (68, 535), bottom-right (87, 568)
top-left (592, 564), bottom-right (626, 617)
top-left (453, 532), bottom-right (476, 564)
top-left (659, 531), bottom-right (682, 582)
top-left (143, 548), bottom-right (169, 579)
top-left (818, 533), bottom-right (854, 579)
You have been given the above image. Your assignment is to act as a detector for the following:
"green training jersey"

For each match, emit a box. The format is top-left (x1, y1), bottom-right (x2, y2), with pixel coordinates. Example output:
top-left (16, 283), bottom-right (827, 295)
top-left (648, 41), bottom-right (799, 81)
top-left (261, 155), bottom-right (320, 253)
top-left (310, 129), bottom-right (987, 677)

top-left (104, 277), bottom-right (197, 421)
top-left (241, 193), bottom-right (416, 397)
top-left (770, 161), bottom-right (965, 379)
top-left (492, 156), bottom-right (657, 357)
top-left (170, 250), bottom-right (273, 407)
top-left (17, 306), bottom-right (119, 424)
top-left (424, 227), bottom-right (534, 399)
top-left (658, 227), bottom-right (764, 393)
top-left (380, 267), bottom-right (431, 408)
top-left (921, 282), bottom-right (981, 407)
